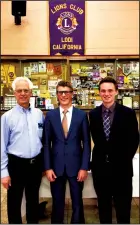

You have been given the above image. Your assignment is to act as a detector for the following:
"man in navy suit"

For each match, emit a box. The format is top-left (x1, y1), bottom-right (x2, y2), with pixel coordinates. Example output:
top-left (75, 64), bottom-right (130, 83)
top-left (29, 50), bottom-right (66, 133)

top-left (43, 80), bottom-right (91, 224)
top-left (89, 77), bottom-right (139, 224)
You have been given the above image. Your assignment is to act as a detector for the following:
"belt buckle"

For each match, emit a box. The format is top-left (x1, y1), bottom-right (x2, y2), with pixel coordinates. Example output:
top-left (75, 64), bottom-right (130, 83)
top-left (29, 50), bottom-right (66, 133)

top-left (106, 155), bottom-right (109, 163)
top-left (30, 158), bottom-right (35, 164)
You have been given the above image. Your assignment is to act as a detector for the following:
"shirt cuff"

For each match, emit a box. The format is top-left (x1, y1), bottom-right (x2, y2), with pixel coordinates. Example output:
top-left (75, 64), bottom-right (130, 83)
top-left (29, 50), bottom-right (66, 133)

top-left (1, 168), bottom-right (9, 178)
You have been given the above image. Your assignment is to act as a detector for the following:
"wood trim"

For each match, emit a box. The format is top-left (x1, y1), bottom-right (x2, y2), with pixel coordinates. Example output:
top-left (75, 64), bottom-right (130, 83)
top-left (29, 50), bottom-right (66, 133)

top-left (68, 55), bottom-right (139, 60)
top-left (1, 55), bottom-right (139, 60)
top-left (1, 55), bottom-right (68, 60)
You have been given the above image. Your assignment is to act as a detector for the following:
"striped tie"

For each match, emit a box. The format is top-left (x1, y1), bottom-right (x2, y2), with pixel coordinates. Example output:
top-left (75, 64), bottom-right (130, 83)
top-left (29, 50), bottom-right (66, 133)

top-left (62, 110), bottom-right (68, 138)
top-left (103, 109), bottom-right (111, 141)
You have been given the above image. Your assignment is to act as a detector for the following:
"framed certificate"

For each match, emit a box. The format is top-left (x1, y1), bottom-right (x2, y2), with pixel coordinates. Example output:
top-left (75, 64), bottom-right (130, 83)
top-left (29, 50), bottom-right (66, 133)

top-left (132, 100), bottom-right (139, 109)
top-left (36, 97), bottom-right (46, 109)
top-left (122, 96), bottom-right (132, 108)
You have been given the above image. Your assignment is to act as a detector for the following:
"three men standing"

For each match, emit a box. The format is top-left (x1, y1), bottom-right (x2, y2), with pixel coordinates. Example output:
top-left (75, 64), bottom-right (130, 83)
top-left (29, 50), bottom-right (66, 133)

top-left (1, 77), bottom-right (139, 224)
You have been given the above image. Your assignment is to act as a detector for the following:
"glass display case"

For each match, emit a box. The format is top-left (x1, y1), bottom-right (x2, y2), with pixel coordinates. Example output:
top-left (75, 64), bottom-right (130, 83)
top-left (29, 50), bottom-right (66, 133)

top-left (70, 59), bottom-right (115, 107)
top-left (1, 56), bottom-right (139, 111)
top-left (1, 58), bottom-right (67, 109)
top-left (116, 59), bottom-right (139, 109)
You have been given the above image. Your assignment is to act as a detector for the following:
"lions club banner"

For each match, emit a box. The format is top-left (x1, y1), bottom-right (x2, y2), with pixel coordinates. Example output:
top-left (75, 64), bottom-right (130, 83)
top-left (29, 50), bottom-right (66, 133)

top-left (49, 0), bottom-right (85, 56)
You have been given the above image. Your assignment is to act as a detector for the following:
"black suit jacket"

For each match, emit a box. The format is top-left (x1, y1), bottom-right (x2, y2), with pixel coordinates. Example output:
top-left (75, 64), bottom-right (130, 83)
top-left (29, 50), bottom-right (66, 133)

top-left (89, 103), bottom-right (139, 178)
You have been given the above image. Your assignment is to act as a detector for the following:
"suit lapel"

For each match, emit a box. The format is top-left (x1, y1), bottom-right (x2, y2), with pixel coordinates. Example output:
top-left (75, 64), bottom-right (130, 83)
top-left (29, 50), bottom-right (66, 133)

top-left (97, 105), bottom-right (106, 139)
top-left (109, 103), bottom-right (121, 137)
top-left (55, 108), bottom-right (65, 139)
top-left (67, 107), bottom-right (77, 139)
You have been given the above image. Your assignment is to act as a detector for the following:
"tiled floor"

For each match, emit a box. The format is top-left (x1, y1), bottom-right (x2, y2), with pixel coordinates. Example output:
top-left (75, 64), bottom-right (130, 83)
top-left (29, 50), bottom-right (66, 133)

top-left (38, 198), bottom-right (140, 224)
top-left (1, 185), bottom-right (140, 224)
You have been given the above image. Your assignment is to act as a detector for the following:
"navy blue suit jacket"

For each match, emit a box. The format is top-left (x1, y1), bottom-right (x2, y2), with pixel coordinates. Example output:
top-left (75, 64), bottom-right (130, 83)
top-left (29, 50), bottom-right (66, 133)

top-left (43, 107), bottom-right (91, 177)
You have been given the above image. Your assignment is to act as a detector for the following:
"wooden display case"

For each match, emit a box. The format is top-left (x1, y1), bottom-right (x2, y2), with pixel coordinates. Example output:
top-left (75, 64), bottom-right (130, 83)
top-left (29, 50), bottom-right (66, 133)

top-left (1, 55), bottom-right (139, 111)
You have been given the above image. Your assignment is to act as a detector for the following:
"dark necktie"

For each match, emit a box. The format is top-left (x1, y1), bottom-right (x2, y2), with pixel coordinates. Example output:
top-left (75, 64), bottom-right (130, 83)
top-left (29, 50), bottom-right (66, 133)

top-left (103, 109), bottom-right (111, 141)
top-left (62, 110), bottom-right (68, 138)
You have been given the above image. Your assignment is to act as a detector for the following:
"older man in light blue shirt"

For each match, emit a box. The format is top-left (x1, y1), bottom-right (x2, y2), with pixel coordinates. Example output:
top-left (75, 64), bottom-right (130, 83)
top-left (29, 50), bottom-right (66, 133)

top-left (1, 77), bottom-right (44, 224)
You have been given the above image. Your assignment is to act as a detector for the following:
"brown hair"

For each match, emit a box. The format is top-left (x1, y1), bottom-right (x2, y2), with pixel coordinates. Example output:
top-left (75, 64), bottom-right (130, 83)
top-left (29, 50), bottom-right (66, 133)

top-left (56, 80), bottom-right (73, 92)
top-left (99, 77), bottom-right (118, 90)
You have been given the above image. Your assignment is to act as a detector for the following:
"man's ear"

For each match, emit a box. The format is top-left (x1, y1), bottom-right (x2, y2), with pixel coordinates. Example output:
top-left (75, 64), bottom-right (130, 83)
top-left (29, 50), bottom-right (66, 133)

top-left (13, 91), bottom-right (16, 97)
top-left (115, 90), bottom-right (118, 96)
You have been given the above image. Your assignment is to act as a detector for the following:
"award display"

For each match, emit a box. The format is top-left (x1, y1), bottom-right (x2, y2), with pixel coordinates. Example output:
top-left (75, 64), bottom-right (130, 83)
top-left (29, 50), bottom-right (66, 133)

top-left (36, 97), bottom-right (46, 109)
top-left (133, 100), bottom-right (139, 109)
top-left (122, 96), bottom-right (132, 108)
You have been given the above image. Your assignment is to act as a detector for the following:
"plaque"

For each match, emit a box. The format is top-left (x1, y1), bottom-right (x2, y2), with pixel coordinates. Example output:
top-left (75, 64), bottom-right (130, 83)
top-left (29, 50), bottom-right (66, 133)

top-left (133, 101), bottom-right (139, 109)
top-left (122, 96), bottom-right (132, 108)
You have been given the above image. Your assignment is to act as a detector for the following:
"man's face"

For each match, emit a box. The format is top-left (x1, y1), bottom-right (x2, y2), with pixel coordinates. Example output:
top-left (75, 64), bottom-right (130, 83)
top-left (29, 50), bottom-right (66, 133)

top-left (57, 86), bottom-right (73, 108)
top-left (99, 82), bottom-right (118, 105)
top-left (14, 81), bottom-right (32, 107)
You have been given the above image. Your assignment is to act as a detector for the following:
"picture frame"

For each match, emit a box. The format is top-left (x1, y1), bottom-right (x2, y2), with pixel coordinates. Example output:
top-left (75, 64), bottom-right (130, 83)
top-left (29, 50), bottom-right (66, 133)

top-left (132, 100), bottom-right (139, 109)
top-left (122, 96), bottom-right (132, 108)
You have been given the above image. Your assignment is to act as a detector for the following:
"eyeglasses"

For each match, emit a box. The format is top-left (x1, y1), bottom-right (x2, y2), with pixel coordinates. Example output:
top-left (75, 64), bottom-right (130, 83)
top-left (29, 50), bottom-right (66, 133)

top-left (15, 89), bottom-right (31, 94)
top-left (100, 89), bottom-right (114, 94)
top-left (57, 91), bottom-right (73, 95)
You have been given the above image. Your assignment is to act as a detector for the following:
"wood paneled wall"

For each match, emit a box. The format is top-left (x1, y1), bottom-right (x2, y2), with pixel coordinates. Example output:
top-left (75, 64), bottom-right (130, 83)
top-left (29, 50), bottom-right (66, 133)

top-left (1, 1), bottom-right (139, 55)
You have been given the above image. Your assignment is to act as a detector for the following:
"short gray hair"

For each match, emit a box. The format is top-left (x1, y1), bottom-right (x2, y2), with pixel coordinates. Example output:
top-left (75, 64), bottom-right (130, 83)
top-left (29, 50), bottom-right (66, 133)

top-left (12, 77), bottom-right (33, 91)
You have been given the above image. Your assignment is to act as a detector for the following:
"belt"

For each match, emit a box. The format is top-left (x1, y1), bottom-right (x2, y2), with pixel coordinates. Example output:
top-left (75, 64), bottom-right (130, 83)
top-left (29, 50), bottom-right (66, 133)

top-left (8, 153), bottom-right (41, 164)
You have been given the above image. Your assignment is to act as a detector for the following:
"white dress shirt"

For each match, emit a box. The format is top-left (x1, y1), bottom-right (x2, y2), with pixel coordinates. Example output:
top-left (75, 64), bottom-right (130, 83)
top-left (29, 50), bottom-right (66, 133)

top-left (59, 105), bottom-right (73, 130)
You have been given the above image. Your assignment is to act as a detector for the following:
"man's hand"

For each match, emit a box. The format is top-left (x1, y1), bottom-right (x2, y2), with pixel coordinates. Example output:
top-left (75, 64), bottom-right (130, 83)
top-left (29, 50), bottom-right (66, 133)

top-left (1, 176), bottom-right (11, 189)
top-left (45, 169), bottom-right (57, 182)
top-left (77, 170), bottom-right (88, 182)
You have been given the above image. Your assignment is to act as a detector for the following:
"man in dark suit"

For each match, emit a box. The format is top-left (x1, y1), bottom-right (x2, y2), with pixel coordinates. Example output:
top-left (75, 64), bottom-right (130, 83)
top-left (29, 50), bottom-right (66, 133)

top-left (43, 80), bottom-right (91, 224)
top-left (89, 77), bottom-right (139, 224)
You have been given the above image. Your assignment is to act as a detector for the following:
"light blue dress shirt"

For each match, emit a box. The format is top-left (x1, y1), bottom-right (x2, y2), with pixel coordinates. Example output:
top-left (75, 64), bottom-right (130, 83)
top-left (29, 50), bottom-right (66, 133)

top-left (1, 104), bottom-right (44, 178)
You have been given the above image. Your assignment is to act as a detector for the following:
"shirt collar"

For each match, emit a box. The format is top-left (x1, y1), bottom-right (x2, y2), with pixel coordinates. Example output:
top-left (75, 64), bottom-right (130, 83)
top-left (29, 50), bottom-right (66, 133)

top-left (16, 103), bottom-right (31, 113)
top-left (60, 105), bottom-right (73, 115)
top-left (102, 102), bottom-right (116, 113)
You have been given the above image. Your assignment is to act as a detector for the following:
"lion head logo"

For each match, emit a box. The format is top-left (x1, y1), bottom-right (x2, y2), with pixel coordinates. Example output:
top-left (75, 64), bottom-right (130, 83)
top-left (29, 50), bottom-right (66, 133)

top-left (56, 12), bottom-right (78, 35)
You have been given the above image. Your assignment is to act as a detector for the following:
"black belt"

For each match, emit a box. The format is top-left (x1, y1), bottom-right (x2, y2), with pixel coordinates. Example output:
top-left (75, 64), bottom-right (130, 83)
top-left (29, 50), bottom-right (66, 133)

top-left (8, 153), bottom-right (41, 164)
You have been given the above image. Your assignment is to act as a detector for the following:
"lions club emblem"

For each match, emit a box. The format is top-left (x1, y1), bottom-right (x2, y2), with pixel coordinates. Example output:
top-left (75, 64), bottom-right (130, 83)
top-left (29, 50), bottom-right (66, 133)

top-left (56, 12), bottom-right (78, 35)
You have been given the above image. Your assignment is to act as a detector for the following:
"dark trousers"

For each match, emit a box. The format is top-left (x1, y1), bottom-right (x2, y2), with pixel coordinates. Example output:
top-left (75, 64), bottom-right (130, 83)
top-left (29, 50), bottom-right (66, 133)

top-left (7, 154), bottom-right (42, 224)
top-left (50, 172), bottom-right (85, 224)
top-left (92, 170), bottom-right (132, 224)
